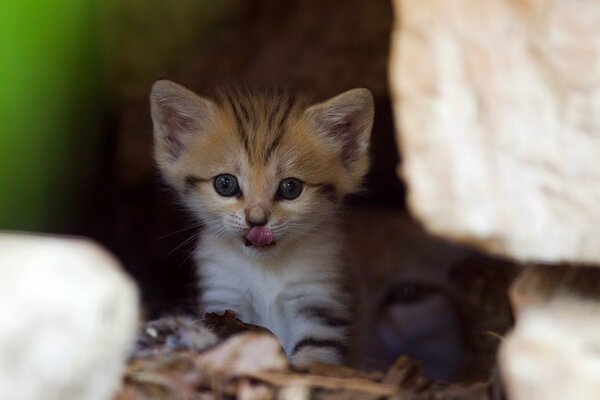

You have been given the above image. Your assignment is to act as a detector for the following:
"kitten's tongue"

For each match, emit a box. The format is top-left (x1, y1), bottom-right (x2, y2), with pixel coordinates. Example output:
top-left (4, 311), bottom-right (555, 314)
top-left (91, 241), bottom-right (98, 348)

top-left (245, 226), bottom-right (274, 247)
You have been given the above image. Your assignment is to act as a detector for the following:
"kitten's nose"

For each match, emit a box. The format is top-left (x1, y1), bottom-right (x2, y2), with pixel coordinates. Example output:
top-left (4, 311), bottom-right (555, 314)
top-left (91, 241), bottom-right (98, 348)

top-left (245, 205), bottom-right (269, 227)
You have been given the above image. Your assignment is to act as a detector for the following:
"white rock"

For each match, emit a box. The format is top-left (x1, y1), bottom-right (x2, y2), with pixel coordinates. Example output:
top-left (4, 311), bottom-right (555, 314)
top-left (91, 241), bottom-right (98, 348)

top-left (0, 234), bottom-right (139, 400)
top-left (390, 0), bottom-right (600, 264)
top-left (500, 299), bottom-right (600, 400)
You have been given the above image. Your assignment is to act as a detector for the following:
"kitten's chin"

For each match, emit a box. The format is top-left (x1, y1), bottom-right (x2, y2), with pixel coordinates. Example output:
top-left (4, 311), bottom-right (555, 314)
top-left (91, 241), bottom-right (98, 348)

top-left (243, 238), bottom-right (277, 250)
top-left (238, 235), bottom-right (292, 259)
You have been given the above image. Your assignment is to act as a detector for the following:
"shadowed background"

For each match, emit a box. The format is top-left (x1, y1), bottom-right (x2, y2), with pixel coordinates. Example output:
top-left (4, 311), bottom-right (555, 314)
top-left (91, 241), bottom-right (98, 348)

top-left (0, 0), bottom-right (515, 380)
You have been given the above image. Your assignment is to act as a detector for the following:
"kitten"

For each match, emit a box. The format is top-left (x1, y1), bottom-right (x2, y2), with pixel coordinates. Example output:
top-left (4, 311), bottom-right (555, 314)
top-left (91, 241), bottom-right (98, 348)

top-left (150, 80), bottom-right (374, 368)
top-left (343, 208), bottom-right (467, 379)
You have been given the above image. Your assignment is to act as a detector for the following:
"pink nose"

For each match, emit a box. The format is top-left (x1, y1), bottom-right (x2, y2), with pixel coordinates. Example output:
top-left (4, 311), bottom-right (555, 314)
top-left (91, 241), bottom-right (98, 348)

top-left (245, 205), bottom-right (269, 227)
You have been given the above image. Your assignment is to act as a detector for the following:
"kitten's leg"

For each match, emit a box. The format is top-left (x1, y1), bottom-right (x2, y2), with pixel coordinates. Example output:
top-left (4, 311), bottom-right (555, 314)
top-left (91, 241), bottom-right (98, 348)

top-left (281, 287), bottom-right (350, 368)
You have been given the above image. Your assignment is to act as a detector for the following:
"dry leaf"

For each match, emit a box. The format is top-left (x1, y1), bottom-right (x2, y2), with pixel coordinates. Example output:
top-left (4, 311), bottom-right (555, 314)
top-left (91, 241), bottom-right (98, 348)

top-left (195, 331), bottom-right (288, 376)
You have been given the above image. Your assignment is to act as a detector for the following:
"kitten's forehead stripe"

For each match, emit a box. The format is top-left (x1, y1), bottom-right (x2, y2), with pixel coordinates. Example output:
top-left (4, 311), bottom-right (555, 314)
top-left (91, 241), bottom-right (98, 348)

top-left (237, 95), bottom-right (252, 123)
top-left (265, 93), bottom-right (297, 162)
top-left (219, 89), bottom-right (303, 166)
top-left (224, 91), bottom-right (250, 153)
top-left (267, 97), bottom-right (283, 132)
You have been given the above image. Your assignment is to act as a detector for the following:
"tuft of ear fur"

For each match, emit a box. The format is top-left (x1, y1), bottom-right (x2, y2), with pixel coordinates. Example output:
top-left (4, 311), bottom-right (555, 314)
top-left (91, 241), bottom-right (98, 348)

top-left (150, 80), bottom-right (215, 162)
top-left (305, 88), bottom-right (374, 188)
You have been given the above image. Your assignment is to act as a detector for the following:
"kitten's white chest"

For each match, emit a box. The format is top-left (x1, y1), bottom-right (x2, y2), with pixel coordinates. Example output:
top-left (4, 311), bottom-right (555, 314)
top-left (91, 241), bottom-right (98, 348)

top-left (195, 234), bottom-right (348, 365)
top-left (234, 263), bottom-right (287, 330)
top-left (197, 244), bottom-right (302, 338)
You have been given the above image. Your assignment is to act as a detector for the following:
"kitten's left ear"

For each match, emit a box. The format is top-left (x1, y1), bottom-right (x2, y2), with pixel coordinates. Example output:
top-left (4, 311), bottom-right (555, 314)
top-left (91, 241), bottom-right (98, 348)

top-left (305, 88), bottom-right (374, 178)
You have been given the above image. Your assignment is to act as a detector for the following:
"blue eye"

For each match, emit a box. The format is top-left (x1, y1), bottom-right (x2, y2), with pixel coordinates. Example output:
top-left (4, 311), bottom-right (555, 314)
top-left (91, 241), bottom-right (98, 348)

top-left (213, 174), bottom-right (239, 197)
top-left (277, 178), bottom-right (303, 200)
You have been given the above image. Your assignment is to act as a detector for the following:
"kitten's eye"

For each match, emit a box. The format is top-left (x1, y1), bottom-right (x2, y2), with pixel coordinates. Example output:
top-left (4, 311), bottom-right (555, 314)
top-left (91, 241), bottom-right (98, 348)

top-left (213, 174), bottom-right (239, 197)
top-left (277, 178), bottom-right (303, 200)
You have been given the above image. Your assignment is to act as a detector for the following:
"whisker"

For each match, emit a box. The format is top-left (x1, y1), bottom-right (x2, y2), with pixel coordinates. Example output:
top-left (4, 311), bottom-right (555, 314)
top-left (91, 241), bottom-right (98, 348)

top-left (164, 231), bottom-right (201, 261)
top-left (154, 223), bottom-right (203, 242)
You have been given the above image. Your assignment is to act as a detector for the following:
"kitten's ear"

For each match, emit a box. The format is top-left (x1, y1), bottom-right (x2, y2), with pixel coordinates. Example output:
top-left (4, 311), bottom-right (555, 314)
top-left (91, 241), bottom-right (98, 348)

top-left (305, 88), bottom-right (374, 172)
top-left (150, 80), bottom-right (215, 161)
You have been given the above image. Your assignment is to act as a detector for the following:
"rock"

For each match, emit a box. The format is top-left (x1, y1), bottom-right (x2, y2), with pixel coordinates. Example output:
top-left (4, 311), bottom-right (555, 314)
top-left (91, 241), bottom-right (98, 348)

top-left (500, 298), bottom-right (600, 400)
top-left (390, 0), bottom-right (600, 264)
top-left (500, 266), bottom-right (600, 400)
top-left (0, 234), bottom-right (139, 400)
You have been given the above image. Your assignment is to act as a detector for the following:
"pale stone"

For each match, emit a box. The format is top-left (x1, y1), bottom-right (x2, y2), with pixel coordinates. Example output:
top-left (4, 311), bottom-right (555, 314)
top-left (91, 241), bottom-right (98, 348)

top-left (390, 0), bottom-right (600, 263)
top-left (500, 266), bottom-right (600, 400)
top-left (500, 299), bottom-right (600, 400)
top-left (0, 234), bottom-right (139, 400)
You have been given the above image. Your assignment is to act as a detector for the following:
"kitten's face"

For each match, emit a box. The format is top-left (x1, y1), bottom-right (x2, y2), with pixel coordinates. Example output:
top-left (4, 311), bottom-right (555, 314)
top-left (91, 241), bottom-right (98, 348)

top-left (150, 82), bottom-right (373, 254)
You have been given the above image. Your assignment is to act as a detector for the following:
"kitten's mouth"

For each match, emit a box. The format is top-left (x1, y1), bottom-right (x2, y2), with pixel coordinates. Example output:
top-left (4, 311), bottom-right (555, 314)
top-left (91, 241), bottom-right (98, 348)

top-left (244, 238), bottom-right (276, 248)
top-left (244, 226), bottom-right (275, 248)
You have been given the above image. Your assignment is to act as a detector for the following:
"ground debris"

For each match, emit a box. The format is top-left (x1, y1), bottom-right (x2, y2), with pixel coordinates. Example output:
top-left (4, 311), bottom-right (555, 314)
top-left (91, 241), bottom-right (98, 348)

top-left (204, 309), bottom-right (273, 338)
top-left (134, 315), bottom-right (218, 357)
top-left (116, 312), bottom-right (502, 399)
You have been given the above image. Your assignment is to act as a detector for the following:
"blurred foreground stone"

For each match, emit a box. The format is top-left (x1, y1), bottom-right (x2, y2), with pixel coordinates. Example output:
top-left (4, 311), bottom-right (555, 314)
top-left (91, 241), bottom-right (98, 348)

top-left (0, 234), bottom-right (139, 400)
top-left (500, 267), bottom-right (600, 400)
top-left (390, 1), bottom-right (600, 397)
top-left (390, 0), bottom-right (600, 264)
top-left (501, 299), bottom-right (600, 400)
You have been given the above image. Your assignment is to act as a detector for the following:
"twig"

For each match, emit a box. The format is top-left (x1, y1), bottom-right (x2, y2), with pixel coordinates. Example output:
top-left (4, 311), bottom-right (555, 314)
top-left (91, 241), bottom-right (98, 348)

top-left (244, 370), bottom-right (397, 396)
top-left (482, 330), bottom-right (505, 342)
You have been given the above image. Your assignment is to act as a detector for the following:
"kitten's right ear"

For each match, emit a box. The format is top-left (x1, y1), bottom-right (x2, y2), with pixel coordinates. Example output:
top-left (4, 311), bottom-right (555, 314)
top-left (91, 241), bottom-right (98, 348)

top-left (150, 80), bottom-right (215, 161)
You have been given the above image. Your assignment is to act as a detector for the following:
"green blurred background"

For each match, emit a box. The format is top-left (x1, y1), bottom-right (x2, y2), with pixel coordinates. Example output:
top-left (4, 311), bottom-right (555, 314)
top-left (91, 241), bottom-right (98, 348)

top-left (0, 0), bottom-right (102, 231)
top-left (0, 0), bottom-right (226, 232)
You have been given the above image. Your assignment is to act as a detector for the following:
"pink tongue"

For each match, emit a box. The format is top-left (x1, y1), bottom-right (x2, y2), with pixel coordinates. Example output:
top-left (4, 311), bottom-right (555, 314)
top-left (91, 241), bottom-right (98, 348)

top-left (245, 226), bottom-right (274, 247)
